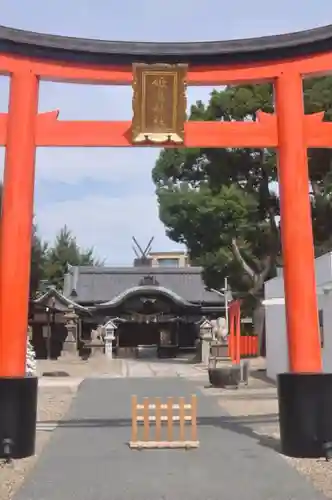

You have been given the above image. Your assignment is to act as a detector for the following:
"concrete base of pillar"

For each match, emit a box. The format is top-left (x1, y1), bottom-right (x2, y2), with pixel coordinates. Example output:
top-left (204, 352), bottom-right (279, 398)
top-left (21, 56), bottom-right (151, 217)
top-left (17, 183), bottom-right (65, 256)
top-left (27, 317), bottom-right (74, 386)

top-left (278, 372), bottom-right (332, 458)
top-left (0, 377), bottom-right (38, 459)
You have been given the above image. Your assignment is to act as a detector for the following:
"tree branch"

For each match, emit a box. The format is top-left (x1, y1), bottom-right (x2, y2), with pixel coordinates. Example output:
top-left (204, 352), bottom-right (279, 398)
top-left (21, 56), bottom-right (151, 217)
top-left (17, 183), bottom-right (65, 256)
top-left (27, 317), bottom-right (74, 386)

top-left (251, 255), bottom-right (273, 295)
top-left (232, 151), bottom-right (279, 298)
top-left (231, 238), bottom-right (255, 279)
top-left (232, 238), bottom-right (274, 298)
top-left (260, 151), bottom-right (280, 261)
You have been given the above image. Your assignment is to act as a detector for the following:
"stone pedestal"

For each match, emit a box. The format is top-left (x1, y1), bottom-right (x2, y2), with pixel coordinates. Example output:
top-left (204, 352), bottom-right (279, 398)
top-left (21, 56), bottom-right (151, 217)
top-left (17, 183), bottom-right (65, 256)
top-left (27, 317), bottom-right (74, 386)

top-left (60, 328), bottom-right (77, 358)
top-left (62, 305), bottom-right (79, 358)
top-left (105, 333), bottom-right (115, 359)
top-left (86, 326), bottom-right (105, 358)
top-left (90, 346), bottom-right (104, 358)
top-left (210, 341), bottom-right (229, 359)
top-left (201, 339), bottom-right (210, 365)
top-left (200, 333), bottom-right (213, 365)
top-left (62, 342), bottom-right (77, 356)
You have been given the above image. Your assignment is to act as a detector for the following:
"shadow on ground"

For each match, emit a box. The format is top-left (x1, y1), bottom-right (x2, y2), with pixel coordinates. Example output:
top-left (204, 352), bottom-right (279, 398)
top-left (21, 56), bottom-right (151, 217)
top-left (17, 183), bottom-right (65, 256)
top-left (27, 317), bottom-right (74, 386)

top-left (250, 368), bottom-right (276, 386)
top-left (38, 412), bottom-right (281, 453)
top-left (132, 356), bottom-right (197, 365)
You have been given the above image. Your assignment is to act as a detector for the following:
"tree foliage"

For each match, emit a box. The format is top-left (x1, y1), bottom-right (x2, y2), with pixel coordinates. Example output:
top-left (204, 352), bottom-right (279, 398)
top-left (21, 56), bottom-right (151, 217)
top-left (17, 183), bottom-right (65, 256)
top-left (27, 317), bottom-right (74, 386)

top-left (0, 184), bottom-right (47, 297)
top-left (42, 225), bottom-right (103, 290)
top-left (30, 223), bottom-right (48, 297)
top-left (304, 77), bottom-right (332, 256)
top-left (0, 183), bottom-right (102, 295)
top-left (153, 78), bottom-right (332, 352)
top-left (153, 84), bottom-right (279, 295)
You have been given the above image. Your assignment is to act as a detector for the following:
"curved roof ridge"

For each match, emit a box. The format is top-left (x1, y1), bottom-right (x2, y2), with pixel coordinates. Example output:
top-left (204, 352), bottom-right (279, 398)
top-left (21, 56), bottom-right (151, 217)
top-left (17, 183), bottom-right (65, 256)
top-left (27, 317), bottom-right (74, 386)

top-left (34, 287), bottom-right (90, 313)
top-left (95, 284), bottom-right (198, 308)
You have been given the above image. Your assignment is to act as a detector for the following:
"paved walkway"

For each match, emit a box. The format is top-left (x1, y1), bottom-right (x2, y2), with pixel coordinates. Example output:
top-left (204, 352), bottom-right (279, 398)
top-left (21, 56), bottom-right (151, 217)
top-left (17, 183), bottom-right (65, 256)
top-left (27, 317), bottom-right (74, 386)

top-left (122, 358), bottom-right (206, 378)
top-left (15, 377), bottom-right (326, 500)
top-left (37, 357), bottom-right (205, 381)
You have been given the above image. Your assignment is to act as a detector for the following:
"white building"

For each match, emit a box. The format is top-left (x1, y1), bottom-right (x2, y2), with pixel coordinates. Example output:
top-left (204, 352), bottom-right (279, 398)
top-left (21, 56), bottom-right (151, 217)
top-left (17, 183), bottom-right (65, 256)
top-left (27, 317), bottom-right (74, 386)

top-left (265, 252), bottom-right (332, 381)
top-left (148, 250), bottom-right (190, 268)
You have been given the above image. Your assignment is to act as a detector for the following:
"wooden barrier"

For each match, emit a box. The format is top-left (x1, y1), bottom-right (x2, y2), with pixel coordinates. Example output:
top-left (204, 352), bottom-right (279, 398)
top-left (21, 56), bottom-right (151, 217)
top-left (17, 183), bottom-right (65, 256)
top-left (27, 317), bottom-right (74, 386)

top-left (228, 335), bottom-right (259, 359)
top-left (129, 395), bottom-right (199, 450)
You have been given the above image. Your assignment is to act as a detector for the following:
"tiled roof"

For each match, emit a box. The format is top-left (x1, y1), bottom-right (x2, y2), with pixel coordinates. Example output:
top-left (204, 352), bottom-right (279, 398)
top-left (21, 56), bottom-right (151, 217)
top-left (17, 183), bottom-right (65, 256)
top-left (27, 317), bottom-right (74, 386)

top-left (63, 266), bottom-right (224, 305)
top-left (34, 287), bottom-right (90, 313)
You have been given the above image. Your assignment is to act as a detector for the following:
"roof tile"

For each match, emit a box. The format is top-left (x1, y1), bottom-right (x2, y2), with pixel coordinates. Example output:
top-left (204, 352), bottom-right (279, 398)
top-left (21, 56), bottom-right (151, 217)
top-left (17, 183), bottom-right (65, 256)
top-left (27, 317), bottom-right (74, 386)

top-left (64, 266), bottom-right (223, 305)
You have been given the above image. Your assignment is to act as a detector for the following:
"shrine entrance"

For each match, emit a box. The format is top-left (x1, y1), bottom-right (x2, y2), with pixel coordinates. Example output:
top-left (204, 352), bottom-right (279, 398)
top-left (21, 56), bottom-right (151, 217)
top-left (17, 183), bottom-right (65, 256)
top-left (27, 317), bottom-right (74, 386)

top-left (1, 24), bottom-right (332, 461)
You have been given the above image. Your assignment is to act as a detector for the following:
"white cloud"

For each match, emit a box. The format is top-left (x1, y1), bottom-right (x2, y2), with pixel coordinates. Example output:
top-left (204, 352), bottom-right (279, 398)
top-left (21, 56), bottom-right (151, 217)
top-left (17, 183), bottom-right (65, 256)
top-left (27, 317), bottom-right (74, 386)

top-left (37, 193), bottom-right (183, 265)
top-left (0, 146), bottom-right (183, 263)
top-left (0, 76), bottom-right (215, 263)
top-left (0, 146), bottom-right (160, 186)
top-left (35, 147), bottom-right (160, 184)
top-left (0, 83), bottom-right (212, 185)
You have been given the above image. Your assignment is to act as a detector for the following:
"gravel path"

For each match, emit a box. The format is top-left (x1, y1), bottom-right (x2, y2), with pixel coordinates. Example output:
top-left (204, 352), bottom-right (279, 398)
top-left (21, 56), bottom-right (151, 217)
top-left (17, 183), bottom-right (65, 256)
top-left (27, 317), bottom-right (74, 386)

top-left (37, 357), bottom-right (124, 378)
top-left (0, 386), bottom-right (77, 500)
top-left (14, 377), bottom-right (327, 500)
top-left (0, 357), bottom-right (122, 500)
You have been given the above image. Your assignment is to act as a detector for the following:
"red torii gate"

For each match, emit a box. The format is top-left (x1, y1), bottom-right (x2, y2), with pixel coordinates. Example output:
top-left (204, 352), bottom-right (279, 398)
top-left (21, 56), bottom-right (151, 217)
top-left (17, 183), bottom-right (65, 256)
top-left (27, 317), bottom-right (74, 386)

top-left (0, 24), bottom-right (332, 460)
top-left (228, 300), bottom-right (241, 365)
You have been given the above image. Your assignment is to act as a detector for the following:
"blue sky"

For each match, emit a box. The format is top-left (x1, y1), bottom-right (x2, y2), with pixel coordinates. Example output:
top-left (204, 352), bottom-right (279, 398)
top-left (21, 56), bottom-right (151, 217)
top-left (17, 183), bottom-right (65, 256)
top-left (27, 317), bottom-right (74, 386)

top-left (0, 0), bottom-right (331, 264)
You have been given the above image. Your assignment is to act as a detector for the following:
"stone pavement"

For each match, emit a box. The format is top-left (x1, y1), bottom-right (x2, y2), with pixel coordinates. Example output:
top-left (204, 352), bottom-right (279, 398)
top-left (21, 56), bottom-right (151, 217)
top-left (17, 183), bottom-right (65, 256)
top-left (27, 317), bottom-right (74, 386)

top-left (14, 377), bottom-right (327, 500)
top-left (37, 357), bottom-right (124, 379)
top-left (122, 357), bottom-right (207, 378)
top-left (36, 356), bottom-right (205, 381)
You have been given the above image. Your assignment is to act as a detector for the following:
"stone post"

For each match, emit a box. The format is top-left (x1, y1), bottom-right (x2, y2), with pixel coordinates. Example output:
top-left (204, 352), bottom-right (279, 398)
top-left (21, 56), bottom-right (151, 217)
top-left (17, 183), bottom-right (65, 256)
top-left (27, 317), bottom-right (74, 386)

top-left (104, 320), bottom-right (117, 359)
top-left (62, 304), bottom-right (78, 357)
top-left (105, 332), bottom-right (115, 359)
top-left (199, 320), bottom-right (213, 366)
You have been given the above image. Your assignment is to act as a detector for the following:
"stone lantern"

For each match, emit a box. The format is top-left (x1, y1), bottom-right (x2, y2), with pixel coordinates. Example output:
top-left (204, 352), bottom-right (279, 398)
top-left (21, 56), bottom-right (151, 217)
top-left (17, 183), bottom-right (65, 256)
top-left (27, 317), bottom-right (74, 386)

top-left (199, 319), bottom-right (213, 365)
top-left (62, 304), bottom-right (79, 357)
top-left (104, 320), bottom-right (117, 359)
top-left (199, 319), bottom-right (213, 341)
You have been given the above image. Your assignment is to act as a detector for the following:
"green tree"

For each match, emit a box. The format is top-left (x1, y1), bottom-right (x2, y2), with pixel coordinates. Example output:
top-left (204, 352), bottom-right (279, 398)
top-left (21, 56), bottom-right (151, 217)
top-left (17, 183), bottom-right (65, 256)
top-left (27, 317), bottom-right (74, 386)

top-left (30, 223), bottom-right (48, 297)
top-left (43, 225), bottom-right (103, 290)
top-left (153, 78), bottom-right (332, 354)
top-left (0, 184), bottom-right (46, 297)
top-left (303, 77), bottom-right (332, 256)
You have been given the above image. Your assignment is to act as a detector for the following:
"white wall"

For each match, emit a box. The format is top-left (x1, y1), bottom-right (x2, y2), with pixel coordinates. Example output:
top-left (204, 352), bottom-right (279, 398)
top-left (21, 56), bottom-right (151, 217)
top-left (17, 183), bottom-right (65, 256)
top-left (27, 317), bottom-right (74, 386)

top-left (265, 252), bottom-right (332, 381)
top-left (265, 277), bottom-right (288, 380)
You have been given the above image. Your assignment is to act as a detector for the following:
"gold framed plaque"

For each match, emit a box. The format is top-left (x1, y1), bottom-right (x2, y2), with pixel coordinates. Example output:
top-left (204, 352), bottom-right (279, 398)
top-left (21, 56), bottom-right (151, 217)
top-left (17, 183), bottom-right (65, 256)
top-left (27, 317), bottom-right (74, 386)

top-left (132, 63), bottom-right (187, 144)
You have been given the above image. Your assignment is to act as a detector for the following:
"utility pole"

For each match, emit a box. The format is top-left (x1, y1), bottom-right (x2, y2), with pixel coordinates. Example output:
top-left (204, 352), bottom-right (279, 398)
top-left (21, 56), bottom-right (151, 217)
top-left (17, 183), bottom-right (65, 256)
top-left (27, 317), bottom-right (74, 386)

top-left (224, 276), bottom-right (229, 334)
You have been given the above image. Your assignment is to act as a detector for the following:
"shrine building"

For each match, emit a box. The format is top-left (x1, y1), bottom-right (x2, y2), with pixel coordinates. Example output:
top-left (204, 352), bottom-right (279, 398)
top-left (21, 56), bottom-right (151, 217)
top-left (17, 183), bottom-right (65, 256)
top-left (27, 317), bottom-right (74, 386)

top-left (29, 259), bottom-right (224, 360)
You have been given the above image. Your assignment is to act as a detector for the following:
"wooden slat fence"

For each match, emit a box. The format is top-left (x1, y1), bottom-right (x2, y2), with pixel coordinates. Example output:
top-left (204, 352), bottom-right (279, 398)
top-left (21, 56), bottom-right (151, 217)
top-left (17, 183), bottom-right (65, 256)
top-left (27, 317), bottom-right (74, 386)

top-left (130, 395), bottom-right (199, 450)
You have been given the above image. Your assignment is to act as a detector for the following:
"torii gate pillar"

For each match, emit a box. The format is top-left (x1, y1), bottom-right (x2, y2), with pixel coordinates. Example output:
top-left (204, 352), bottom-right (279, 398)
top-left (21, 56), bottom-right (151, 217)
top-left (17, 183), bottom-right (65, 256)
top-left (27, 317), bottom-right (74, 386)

top-left (276, 71), bottom-right (322, 373)
top-left (275, 71), bottom-right (332, 459)
top-left (0, 71), bottom-right (38, 460)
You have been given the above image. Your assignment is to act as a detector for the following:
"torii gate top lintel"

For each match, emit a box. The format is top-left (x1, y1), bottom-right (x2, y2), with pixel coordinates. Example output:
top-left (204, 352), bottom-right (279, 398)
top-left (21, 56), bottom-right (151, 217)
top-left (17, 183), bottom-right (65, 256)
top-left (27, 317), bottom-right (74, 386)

top-left (1, 23), bottom-right (332, 82)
